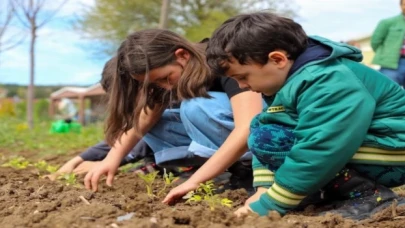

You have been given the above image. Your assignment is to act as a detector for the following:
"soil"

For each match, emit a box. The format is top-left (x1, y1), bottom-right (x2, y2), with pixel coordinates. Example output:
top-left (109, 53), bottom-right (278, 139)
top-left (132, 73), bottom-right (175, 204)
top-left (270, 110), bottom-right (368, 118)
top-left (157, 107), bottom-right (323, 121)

top-left (1, 155), bottom-right (405, 227)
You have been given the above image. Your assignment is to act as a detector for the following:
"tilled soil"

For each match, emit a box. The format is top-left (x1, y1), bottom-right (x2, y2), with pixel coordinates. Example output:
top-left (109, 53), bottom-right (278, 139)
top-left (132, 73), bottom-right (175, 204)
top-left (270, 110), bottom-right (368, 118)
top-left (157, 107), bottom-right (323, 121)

top-left (1, 166), bottom-right (405, 228)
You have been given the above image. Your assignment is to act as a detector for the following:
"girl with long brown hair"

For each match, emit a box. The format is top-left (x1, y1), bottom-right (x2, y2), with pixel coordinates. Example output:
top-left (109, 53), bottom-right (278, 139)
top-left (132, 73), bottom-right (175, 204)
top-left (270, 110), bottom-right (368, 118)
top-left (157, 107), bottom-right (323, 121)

top-left (84, 29), bottom-right (263, 200)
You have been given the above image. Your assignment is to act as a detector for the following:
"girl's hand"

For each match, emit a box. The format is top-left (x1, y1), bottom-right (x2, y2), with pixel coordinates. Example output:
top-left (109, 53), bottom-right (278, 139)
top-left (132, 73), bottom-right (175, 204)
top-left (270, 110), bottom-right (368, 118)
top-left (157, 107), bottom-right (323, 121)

top-left (73, 161), bottom-right (100, 175)
top-left (162, 180), bottom-right (200, 205)
top-left (84, 158), bottom-right (120, 192)
top-left (44, 156), bottom-right (84, 181)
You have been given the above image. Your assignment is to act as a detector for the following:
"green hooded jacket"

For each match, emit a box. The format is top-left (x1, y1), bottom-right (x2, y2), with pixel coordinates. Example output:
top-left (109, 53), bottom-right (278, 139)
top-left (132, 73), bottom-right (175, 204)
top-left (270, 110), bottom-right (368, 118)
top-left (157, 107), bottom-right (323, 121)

top-left (250, 36), bottom-right (405, 216)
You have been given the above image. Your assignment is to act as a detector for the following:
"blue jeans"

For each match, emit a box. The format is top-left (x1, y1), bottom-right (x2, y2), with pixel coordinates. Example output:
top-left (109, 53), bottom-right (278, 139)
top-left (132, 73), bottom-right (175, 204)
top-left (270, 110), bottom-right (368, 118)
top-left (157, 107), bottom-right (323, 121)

top-left (143, 92), bottom-right (252, 165)
top-left (380, 57), bottom-right (405, 87)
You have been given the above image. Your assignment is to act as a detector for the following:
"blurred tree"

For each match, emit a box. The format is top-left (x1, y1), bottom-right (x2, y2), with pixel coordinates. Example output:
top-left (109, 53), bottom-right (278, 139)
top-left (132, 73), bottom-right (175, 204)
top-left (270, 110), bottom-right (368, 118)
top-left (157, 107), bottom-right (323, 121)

top-left (0, 99), bottom-right (16, 117)
top-left (75, 0), bottom-right (165, 56)
top-left (76, 0), bottom-right (297, 56)
top-left (34, 98), bottom-right (49, 121)
top-left (16, 87), bottom-right (26, 99)
top-left (11, 0), bottom-right (67, 129)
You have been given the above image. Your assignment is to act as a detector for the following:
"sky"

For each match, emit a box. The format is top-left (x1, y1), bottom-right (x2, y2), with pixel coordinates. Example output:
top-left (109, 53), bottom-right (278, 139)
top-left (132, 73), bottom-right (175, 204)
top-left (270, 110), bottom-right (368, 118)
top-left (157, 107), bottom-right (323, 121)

top-left (0, 0), bottom-right (401, 86)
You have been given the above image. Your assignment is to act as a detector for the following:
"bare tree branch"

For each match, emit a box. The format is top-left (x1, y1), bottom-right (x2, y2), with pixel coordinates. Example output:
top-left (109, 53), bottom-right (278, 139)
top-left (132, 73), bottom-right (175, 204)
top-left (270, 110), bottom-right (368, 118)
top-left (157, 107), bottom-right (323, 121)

top-left (37, 0), bottom-right (68, 28)
top-left (0, 34), bottom-right (26, 52)
top-left (10, 0), bottom-right (31, 28)
top-left (10, 0), bottom-right (68, 129)
top-left (0, 1), bottom-right (14, 38)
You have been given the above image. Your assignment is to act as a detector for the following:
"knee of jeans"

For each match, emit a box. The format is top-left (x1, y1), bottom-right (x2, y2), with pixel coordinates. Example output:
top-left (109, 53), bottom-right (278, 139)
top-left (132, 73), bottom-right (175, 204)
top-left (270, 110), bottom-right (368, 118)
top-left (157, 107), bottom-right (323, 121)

top-left (180, 99), bottom-right (207, 125)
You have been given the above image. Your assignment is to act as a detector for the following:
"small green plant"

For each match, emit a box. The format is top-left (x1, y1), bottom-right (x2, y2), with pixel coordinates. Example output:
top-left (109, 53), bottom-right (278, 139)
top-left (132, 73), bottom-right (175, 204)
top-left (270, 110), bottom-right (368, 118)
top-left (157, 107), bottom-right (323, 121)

top-left (119, 162), bottom-right (142, 173)
top-left (32, 160), bottom-right (59, 175)
top-left (1, 156), bottom-right (30, 169)
top-left (46, 164), bottom-right (59, 174)
top-left (137, 170), bottom-right (160, 197)
top-left (157, 169), bottom-right (176, 197)
top-left (185, 180), bottom-right (233, 211)
top-left (58, 173), bottom-right (78, 186)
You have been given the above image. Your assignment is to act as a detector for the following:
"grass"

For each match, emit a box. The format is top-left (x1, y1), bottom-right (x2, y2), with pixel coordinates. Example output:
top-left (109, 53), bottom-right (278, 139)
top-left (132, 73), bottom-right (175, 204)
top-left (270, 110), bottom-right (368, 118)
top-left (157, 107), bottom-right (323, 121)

top-left (0, 117), bottom-right (103, 157)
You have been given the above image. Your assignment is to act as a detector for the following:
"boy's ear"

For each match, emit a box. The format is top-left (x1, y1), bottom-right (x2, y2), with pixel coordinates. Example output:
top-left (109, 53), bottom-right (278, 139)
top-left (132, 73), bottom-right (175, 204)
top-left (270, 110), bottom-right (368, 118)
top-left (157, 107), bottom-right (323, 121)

top-left (268, 51), bottom-right (289, 68)
top-left (174, 48), bottom-right (191, 68)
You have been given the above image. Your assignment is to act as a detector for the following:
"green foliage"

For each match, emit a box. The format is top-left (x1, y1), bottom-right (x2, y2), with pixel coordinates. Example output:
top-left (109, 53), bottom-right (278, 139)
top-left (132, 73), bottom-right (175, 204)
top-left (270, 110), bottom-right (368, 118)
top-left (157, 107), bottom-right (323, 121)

top-left (1, 156), bottom-right (30, 169)
top-left (32, 160), bottom-right (59, 175)
top-left (137, 169), bottom-right (176, 198)
top-left (15, 99), bottom-right (51, 121)
top-left (2, 84), bottom-right (64, 99)
top-left (119, 161), bottom-right (142, 173)
top-left (185, 180), bottom-right (233, 210)
top-left (157, 168), bottom-right (176, 197)
top-left (137, 170), bottom-right (160, 197)
top-left (75, 0), bottom-right (298, 56)
top-left (34, 99), bottom-right (50, 121)
top-left (75, 0), bottom-right (163, 56)
top-left (57, 173), bottom-right (78, 186)
top-left (0, 99), bottom-right (16, 117)
top-left (0, 117), bottom-right (103, 157)
top-left (163, 169), bottom-right (176, 186)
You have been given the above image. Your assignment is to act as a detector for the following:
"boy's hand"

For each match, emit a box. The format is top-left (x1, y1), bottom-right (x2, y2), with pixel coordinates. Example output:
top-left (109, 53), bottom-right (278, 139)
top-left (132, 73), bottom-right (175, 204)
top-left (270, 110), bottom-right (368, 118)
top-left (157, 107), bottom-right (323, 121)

top-left (244, 187), bottom-right (268, 206)
top-left (234, 205), bottom-right (253, 217)
top-left (84, 158), bottom-right (120, 192)
top-left (162, 180), bottom-right (200, 205)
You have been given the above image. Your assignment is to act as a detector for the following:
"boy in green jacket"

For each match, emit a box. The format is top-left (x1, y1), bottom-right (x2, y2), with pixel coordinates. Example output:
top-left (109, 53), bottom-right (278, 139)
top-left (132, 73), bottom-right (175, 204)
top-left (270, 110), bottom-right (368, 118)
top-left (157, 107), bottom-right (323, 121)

top-left (206, 12), bottom-right (405, 220)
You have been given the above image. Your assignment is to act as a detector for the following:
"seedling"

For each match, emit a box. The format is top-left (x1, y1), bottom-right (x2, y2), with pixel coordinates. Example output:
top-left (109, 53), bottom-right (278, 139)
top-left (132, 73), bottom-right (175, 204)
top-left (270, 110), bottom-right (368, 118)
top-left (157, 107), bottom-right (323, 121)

top-left (185, 180), bottom-right (233, 210)
top-left (1, 156), bottom-right (30, 169)
top-left (46, 164), bottom-right (59, 174)
top-left (58, 173), bottom-right (78, 186)
top-left (32, 160), bottom-right (59, 175)
top-left (137, 170), bottom-right (160, 197)
top-left (157, 169), bottom-right (176, 197)
top-left (119, 162), bottom-right (141, 173)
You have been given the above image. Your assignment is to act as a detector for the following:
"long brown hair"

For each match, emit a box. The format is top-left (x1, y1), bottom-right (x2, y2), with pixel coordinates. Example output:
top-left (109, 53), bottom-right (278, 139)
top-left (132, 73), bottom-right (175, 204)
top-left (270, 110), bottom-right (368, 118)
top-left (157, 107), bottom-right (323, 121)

top-left (105, 29), bottom-right (213, 145)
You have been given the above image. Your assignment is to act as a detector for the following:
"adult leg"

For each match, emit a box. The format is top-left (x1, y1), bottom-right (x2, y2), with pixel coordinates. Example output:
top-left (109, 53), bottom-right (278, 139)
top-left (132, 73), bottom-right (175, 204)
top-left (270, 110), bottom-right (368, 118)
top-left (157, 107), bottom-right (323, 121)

top-left (380, 67), bottom-right (402, 85)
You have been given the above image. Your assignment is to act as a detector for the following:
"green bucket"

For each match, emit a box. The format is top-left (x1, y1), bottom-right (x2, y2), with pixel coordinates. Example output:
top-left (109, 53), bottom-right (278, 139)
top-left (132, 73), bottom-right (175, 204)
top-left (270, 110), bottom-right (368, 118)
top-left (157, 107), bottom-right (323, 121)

top-left (50, 120), bottom-right (82, 134)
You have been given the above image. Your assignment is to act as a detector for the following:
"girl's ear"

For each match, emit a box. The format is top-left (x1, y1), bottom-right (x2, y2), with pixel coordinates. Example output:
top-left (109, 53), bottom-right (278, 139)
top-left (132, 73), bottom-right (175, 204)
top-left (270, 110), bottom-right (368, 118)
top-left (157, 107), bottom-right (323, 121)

top-left (174, 48), bottom-right (191, 67)
top-left (268, 51), bottom-right (289, 68)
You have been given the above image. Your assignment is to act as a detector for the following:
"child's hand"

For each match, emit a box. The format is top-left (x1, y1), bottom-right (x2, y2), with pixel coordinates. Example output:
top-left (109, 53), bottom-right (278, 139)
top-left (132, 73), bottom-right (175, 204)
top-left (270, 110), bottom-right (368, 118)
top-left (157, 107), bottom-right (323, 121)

top-left (43, 173), bottom-right (59, 181)
top-left (234, 205), bottom-right (253, 217)
top-left (245, 187), bottom-right (268, 206)
top-left (84, 158), bottom-right (120, 192)
top-left (73, 161), bottom-right (100, 175)
top-left (44, 156), bottom-right (84, 181)
top-left (162, 180), bottom-right (200, 205)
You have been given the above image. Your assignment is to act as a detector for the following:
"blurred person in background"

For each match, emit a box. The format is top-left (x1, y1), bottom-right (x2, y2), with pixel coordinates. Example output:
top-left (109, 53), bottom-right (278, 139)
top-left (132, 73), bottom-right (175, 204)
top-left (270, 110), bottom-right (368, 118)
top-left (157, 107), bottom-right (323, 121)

top-left (371, 0), bottom-right (405, 86)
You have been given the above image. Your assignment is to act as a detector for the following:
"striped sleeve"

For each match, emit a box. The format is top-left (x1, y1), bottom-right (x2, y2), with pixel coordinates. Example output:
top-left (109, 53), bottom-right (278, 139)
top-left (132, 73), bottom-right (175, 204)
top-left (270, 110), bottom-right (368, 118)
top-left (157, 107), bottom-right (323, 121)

top-left (252, 155), bottom-right (274, 188)
top-left (249, 181), bottom-right (307, 216)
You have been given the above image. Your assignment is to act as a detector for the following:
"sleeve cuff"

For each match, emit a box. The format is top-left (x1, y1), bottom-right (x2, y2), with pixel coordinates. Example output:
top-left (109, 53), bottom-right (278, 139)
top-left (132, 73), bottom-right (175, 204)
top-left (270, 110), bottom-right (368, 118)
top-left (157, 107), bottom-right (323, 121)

top-left (253, 168), bottom-right (274, 188)
top-left (249, 183), bottom-right (307, 216)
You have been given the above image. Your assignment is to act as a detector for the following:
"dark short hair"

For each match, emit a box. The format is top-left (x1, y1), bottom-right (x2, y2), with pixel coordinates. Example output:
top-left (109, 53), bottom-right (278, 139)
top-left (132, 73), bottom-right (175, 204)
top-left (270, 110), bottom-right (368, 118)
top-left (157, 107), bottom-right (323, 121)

top-left (206, 12), bottom-right (308, 75)
top-left (100, 56), bottom-right (117, 93)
